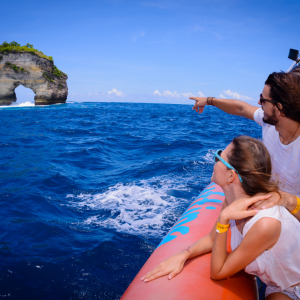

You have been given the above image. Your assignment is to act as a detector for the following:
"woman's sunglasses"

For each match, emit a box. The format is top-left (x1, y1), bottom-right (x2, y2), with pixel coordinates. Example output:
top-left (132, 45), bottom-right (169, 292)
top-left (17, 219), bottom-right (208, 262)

top-left (214, 149), bottom-right (243, 182)
top-left (259, 94), bottom-right (277, 105)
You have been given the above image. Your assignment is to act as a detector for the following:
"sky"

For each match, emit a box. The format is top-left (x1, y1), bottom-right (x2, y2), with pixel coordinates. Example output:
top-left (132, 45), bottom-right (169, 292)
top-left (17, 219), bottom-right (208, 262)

top-left (1, 0), bottom-right (300, 105)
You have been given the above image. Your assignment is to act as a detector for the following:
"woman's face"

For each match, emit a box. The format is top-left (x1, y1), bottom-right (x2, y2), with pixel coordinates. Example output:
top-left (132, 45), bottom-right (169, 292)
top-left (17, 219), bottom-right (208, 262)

top-left (211, 143), bottom-right (233, 186)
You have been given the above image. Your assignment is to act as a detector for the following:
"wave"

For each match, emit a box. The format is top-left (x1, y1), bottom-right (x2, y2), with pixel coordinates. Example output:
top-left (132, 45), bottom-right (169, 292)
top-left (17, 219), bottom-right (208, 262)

top-left (0, 101), bottom-right (69, 109)
top-left (0, 101), bottom-right (35, 108)
top-left (65, 175), bottom-right (191, 238)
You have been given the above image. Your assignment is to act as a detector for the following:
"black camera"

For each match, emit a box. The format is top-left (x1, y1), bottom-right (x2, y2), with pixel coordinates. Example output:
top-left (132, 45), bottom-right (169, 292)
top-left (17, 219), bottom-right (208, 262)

top-left (288, 49), bottom-right (300, 62)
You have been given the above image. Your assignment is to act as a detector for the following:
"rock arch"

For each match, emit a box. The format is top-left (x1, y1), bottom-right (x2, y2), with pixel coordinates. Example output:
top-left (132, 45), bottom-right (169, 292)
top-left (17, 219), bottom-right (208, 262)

top-left (0, 52), bottom-right (68, 106)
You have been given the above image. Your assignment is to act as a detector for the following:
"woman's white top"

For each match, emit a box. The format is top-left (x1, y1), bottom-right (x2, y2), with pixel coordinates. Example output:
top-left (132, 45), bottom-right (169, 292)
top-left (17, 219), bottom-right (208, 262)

top-left (230, 206), bottom-right (300, 291)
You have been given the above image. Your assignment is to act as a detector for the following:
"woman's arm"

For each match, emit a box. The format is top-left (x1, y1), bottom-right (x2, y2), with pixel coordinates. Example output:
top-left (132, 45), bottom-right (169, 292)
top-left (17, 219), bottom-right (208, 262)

top-left (210, 201), bottom-right (281, 280)
top-left (141, 201), bottom-right (228, 282)
top-left (142, 229), bottom-right (216, 282)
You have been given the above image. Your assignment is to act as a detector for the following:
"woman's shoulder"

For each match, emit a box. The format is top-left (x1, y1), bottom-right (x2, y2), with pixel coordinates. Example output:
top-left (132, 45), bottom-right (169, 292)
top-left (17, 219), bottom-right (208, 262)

top-left (243, 206), bottom-right (292, 236)
top-left (253, 205), bottom-right (292, 220)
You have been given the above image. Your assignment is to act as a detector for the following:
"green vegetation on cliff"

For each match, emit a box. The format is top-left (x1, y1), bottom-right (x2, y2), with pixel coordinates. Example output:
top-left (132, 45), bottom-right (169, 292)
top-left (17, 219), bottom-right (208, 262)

top-left (43, 72), bottom-right (54, 83)
top-left (1, 41), bottom-right (66, 80)
top-left (52, 65), bottom-right (64, 78)
top-left (0, 41), bottom-right (53, 61)
top-left (5, 62), bottom-right (29, 74)
top-left (43, 65), bottom-right (66, 83)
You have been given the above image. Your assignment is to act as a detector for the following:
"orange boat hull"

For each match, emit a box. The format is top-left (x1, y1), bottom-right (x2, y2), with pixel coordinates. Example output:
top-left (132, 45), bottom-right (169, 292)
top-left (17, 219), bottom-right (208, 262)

top-left (121, 183), bottom-right (258, 300)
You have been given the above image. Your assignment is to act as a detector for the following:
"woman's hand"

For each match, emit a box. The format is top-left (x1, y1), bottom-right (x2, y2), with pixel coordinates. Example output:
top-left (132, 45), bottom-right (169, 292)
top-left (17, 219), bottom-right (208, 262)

top-left (141, 250), bottom-right (190, 282)
top-left (219, 194), bottom-right (271, 224)
top-left (189, 97), bottom-right (207, 114)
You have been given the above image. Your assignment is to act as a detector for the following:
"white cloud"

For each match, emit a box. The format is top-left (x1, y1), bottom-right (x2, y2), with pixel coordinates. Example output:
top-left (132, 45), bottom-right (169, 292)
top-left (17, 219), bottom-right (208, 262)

top-left (219, 94), bottom-right (227, 99)
top-left (107, 89), bottom-right (126, 97)
top-left (223, 90), bottom-right (253, 101)
top-left (162, 90), bottom-right (181, 98)
top-left (152, 90), bottom-right (161, 96)
top-left (152, 90), bottom-right (205, 99)
top-left (181, 92), bottom-right (195, 97)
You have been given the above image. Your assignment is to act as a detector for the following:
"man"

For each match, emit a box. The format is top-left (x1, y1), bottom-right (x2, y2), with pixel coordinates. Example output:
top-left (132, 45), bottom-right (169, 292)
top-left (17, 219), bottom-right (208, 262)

top-left (190, 68), bottom-right (300, 220)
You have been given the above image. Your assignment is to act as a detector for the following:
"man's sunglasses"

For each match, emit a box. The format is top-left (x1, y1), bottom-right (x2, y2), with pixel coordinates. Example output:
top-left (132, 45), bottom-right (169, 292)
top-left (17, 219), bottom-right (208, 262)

top-left (259, 94), bottom-right (277, 105)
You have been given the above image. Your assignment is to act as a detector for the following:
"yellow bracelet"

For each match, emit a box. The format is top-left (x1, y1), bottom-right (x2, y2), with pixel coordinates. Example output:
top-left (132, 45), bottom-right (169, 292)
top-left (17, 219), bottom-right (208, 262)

top-left (216, 222), bottom-right (230, 233)
top-left (291, 196), bottom-right (300, 215)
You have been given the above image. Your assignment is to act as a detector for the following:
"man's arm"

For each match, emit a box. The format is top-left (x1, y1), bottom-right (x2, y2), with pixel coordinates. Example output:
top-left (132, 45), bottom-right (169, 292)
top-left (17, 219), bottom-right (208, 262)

top-left (189, 97), bottom-right (259, 121)
top-left (284, 193), bottom-right (300, 221)
top-left (251, 191), bottom-right (300, 221)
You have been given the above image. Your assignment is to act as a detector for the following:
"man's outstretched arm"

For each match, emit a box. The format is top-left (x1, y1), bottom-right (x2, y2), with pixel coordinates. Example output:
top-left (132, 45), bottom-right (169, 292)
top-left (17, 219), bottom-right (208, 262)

top-left (190, 97), bottom-right (259, 121)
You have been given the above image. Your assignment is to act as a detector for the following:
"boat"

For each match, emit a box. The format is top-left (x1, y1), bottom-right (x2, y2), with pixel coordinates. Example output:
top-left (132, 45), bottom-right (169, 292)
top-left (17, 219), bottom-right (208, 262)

top-left (121, 183), bottom-right (258, 300)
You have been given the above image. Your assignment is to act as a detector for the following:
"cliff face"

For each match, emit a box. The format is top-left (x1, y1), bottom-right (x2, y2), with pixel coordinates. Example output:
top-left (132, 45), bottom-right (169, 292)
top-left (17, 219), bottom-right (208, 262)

top-left (0, 52), bottom-right (68, 106)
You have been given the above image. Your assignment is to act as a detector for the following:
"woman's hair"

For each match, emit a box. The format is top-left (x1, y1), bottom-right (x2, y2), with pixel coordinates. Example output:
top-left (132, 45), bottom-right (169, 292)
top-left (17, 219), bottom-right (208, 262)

top-left (227, 136), bottom-right (279, 196)
top-left (265, 66), bottom-right (300, 123)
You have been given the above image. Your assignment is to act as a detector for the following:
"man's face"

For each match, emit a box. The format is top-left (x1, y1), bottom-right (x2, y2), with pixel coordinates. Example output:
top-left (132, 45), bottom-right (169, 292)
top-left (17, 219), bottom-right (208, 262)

top-left (258, 85), bottom-right (279, 126)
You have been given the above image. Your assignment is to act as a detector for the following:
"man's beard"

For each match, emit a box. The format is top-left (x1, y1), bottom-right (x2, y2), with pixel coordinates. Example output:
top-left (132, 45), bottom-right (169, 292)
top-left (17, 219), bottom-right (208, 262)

top-left (263, 107), bottom-right (279, 125)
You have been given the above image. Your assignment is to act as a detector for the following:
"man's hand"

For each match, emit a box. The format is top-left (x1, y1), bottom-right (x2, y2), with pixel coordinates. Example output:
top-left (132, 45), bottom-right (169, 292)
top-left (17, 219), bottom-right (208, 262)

top-left (250, 192), bottom-right (281, 210)
top-left (219, 194), bottom-right (271, 224)
top-left (250, 191), bottom-right (294, 210)
top-left (250, 191), bottom-right (300, 220)
top-left (189, 97), bottom-right (207, 114)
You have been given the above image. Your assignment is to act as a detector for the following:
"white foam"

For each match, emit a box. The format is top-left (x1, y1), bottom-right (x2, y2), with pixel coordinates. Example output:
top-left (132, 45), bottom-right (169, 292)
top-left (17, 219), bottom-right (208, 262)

top-left (0, 101), bottom-right (35, 108)
top-left (202, 149), bottom-right (215, 163)
top-left (0, 101), bottom-right (67, 108)
top-left (64, 149), bottom-right (215, 238)
top-left (65, 176), bottom-right (190, 237)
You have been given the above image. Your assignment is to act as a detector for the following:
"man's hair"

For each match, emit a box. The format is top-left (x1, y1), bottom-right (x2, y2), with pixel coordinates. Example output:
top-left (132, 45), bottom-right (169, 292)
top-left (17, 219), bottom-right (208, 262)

top-left (265, 66), bottom-right (300, 123)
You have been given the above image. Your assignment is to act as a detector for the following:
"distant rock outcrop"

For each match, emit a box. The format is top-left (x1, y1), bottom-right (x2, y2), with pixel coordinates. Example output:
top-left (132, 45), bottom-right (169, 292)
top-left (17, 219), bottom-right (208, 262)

top-left (0, 42), bottom-right (68, 106)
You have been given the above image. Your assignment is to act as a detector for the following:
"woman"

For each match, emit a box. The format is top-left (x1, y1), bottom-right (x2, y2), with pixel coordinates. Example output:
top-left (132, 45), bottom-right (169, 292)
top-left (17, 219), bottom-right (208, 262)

top-left (141, 136), bottom-right (300, 300)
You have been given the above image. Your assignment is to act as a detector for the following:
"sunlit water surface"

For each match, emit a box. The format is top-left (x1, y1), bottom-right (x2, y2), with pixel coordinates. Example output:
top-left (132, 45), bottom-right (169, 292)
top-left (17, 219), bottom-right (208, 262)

top-left (0, 102), bottom-right (261, 299)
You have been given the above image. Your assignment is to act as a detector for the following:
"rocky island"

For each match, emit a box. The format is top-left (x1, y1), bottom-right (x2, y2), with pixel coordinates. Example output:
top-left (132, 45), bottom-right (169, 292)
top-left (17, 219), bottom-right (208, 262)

top-left (0, 41), bottom-right (68, 106)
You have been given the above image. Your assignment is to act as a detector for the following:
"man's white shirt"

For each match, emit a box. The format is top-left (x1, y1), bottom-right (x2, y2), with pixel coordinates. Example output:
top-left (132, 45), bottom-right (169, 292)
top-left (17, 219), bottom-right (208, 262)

top-left (254, 108), bottom-right (300, 197)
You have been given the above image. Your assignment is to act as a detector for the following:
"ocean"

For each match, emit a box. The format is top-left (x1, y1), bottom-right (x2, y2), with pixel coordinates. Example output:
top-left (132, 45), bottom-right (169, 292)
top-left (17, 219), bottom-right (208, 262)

top-left (0, 102), bottom-right (261, 299)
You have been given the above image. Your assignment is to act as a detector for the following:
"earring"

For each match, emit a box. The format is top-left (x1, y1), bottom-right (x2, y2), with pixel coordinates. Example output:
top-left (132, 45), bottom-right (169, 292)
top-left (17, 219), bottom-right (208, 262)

top-left (226, 180), bottom-right (230, 185)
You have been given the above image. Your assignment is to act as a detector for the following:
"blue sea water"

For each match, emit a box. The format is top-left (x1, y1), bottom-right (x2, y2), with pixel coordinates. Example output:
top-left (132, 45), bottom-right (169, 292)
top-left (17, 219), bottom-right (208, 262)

top-left (0, 102), bottom-right (261, 299)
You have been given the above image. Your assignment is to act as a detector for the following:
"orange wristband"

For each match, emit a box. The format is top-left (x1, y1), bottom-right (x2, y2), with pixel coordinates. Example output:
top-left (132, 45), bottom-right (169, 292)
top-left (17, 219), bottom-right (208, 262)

top-left (216, 222), bottom-right (230, 233)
